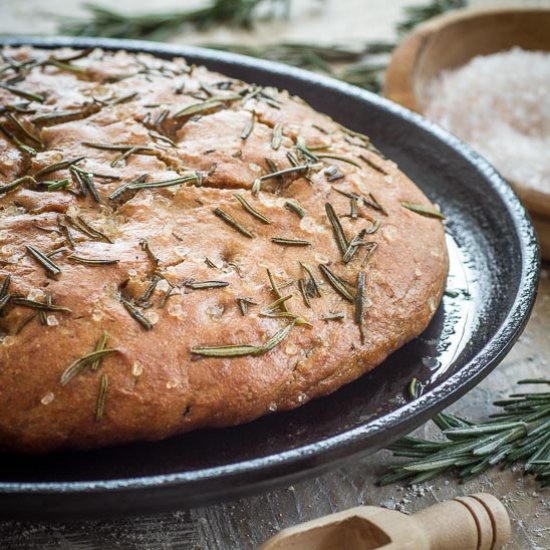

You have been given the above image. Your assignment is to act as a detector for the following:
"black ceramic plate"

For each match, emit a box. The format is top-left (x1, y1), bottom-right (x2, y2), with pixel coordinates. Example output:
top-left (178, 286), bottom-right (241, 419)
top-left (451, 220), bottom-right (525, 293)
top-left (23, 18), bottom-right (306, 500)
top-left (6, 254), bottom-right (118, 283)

top-left (0, 37), bottom-right (539, 520)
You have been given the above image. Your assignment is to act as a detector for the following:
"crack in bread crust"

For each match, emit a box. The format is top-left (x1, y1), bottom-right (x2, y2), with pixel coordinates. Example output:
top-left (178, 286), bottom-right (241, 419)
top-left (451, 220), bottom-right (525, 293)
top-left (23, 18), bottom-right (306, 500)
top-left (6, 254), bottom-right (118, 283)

top-left (0, 46), bottom-right (448, 452)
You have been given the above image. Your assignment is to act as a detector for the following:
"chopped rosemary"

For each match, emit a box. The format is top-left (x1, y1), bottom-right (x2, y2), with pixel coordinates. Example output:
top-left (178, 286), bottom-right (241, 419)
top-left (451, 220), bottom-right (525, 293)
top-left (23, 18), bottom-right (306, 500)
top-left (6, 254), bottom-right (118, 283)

top-left (325, 202), bottom-right (349, 257)
top-left (191, 319), bottom-right (296, 358)
top-left (354, 271), bottom-right (366, 343)
top-left (234, 193), bottom-right (271, 224)
top-left (185, 280), bottom-right (229, 289)
top-left (126, 173), bottom-right (199, 191)
top-left (0, 82), bottom-right (45, 103)
top-left (173, 97), bottom-right (229, 119)
top-left (362, 242), bottom-right (378, 266)
top-left (271, 237), bottom-right (311, 246)
top-left (343, 228), bottom-right (367, 264)
top-left (0, 274), bottom-right (11, 312)
top-left (91, 331), bottom-right (109, 371)
top-left (359, 154), bottom-right (388, 175)
top-left (34, 156), bottom-right (84, 178)
top-left (236, 297), bottom-right (256, 316)
top-left (61, 349), bottom-right (118, 385)
top-left (300, 262), bottom-right (322, 297)
top-left (95, 373), bottom-right (109, 421)
top-left (0, 175), bottom-right (35, 195)
top-left (31, 108), bottom-right (96, 126)
top-left (5, 112), bottom-right (42, 146)
top-left (241, 111), bottom-right (255, 140)
top-left (70, 166), bottom-right (100, 202)
top-left (266, 268), bottom-right (287, 312)
top-left (75, 216), bottom-right (112, 243)
top-left (401, 202), bottom-right (445, 220)
top-left (120, 297), bottom-right (153, 330)
top-left (322, 312), bottom-right (345, 321)
top-left (140, 239), bottom-right (160, 265)
top-left (26, 244), bottom-right (62, 278)
top-left (260, 163), bottom-right (320, 183)
top-left (38, 179), bottom-right (71, 192)
top-left (11, 297), bottom-right (71, 312)
top-left (298, 278), bottom-right (313, 308)
top-left (285, 199), bottom-right (306, 218)
top-left (271, 123), bottom-right (283, 150)
top-left (319, 264), bottom-right (354, 302)
top-left (0, 124), bottom-right (37, 156)
top-left (317, 154), bottom-right (361, 168)
top-left (68, 255), bottom-right (119, 265)
top-left (108, 174), bottom-right (147, 201)
top-left (213, 207), bottom-right (254, 238)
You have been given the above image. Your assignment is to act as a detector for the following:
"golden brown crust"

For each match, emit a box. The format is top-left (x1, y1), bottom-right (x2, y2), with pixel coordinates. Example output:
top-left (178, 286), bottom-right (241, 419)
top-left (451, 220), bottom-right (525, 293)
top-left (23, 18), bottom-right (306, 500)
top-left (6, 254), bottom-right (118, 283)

top-left (0, 46), bottom-right (448, 453)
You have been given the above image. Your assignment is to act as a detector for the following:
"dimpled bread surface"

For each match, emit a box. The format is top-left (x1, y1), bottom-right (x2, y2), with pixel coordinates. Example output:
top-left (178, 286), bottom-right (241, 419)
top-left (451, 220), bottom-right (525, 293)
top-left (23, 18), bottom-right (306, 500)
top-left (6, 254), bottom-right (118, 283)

top-left (0, 46), bottom-right (448, 452)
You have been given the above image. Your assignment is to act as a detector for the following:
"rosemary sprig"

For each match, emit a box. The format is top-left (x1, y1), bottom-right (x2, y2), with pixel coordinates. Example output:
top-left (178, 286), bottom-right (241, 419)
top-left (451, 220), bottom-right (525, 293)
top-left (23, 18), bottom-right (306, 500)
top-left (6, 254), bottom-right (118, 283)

top-left (234, 193), bottom-right (271, 224)
top-left (271, 237), bottom-right (311, 246)
top-left (61, 349), bottom-right (118, 385)
top-left (354, 271), bottom-right (366, 343)
top-left (0, 175), bottom-right (35, 195)
top-left (380, 379), bottom-right (550, 487)
top-left (0, 274), bottom-right (11, 312)
top-left (0, 124), bottom-right (37, 156)
top-left (191, 319), bottom-right (296, 358)
top-left (285, 199), bottom-right (306, 218)
top-left (91, 331), bottom-right (108, 371)
top-left (11, 297), bottom-right (71, 312)
top-left (325, 202), bottom-right (349, 257)
top-left (0, 83), bottom-right (45, 103)
top-left (401, 202), bottom-right (445, 220)
top-left (26, 244), bottom-right (62, 278)
top-left (271, 123), bottom-right (283, 150)
top-left (60, 0), bottom-right (291, 40)
top-left (236, 297), bottom-right (256, 316)
top-left (34, 156), bottom-right (84, 178)
top-left (185, 280), bottom-right (229, 289)
top-left (95, 373), bottom-right (109, 421)
top-left (319, 264), bottom-right (354, 302)
top-left (70, 166), bottom-right (100, 202)
top-left (241, 111), bottom-right (255, 140)
top-left (68, 255), bottom-right (120, 265)
top-left (120, 297), bottom-right (153, 330)
top-left (213, 207), bottom-right (254, 238)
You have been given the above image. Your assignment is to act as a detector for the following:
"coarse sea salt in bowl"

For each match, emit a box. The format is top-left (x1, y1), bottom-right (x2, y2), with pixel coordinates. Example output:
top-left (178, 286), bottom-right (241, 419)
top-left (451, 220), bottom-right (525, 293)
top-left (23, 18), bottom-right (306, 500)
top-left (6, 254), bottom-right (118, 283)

top-left (384, 7), bottom-right (550, 256)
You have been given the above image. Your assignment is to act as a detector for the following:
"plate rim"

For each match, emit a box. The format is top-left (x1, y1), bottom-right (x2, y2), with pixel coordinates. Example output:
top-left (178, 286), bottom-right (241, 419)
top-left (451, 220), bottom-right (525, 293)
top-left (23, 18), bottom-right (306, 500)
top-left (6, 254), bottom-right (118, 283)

top-left (0, 36), bottom-right (540, 497)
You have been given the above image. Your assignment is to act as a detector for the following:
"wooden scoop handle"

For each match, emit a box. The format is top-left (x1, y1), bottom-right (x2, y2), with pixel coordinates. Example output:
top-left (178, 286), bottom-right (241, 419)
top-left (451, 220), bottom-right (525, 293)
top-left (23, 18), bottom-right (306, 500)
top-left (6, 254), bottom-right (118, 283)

top-left (413, 493), bottom-right (511, 550)
top-left (259, 493), bottom-right (511, 550)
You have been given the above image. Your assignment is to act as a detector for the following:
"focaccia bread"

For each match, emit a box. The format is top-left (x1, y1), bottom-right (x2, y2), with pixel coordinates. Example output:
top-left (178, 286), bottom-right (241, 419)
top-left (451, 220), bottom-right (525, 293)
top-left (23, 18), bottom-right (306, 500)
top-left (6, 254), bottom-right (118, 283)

top-left (0, 46), bottom-right (448, 452)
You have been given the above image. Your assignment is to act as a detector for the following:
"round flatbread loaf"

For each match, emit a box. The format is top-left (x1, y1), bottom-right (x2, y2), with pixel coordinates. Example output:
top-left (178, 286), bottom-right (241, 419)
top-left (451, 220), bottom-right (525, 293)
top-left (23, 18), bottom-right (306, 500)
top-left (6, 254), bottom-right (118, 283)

top-left (0, 46), bottom-right (448, 452)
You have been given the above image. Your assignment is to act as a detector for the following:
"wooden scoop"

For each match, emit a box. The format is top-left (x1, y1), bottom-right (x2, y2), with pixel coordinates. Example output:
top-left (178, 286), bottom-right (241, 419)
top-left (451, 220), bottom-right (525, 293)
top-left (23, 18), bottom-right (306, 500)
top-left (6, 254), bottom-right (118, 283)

top-left (259, 493), bottom-right (510, 550)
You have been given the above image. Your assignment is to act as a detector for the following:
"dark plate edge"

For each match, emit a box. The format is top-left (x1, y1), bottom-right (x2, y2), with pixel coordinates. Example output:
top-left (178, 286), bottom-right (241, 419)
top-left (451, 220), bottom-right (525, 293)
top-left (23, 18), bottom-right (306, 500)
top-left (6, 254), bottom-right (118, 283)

top-left (0, 36), bottom-right (540, 498)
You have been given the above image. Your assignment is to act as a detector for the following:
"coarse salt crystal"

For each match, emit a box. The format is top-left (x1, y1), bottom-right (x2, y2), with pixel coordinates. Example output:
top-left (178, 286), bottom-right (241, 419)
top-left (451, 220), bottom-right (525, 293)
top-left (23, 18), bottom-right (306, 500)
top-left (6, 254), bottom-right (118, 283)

top-left (425, 48), bottom-right (550, 193)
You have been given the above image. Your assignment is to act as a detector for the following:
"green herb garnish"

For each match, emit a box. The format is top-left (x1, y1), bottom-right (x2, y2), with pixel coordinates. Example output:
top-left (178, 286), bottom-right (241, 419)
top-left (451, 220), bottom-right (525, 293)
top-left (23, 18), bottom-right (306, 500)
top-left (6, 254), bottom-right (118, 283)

top-left (191, 319), bottom-right (296, 358)
top-left (26, 244), bottom-right (62, 278)
top-left (213, 207), bottom-right (254, 238)
top-left (319, 264), bottom-right (354, 302)
top-left (61, 349), bottom-right (118, 385)
top-left (95, 373), bottom-right (109, 421)
top-left (401, 202), bottom-right (445, 220)
top-left (234, 193), bottom-right (271, 224)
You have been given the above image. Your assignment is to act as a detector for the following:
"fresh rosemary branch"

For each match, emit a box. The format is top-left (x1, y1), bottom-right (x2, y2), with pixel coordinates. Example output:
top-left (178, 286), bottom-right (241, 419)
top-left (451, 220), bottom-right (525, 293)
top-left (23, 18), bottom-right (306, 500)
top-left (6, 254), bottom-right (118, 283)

top-left (380, 379), bottom-right (550, 487)
top-left (59, 0), bottom-right (292, 40)
top-left (57, 0), bottom-right (466, 93)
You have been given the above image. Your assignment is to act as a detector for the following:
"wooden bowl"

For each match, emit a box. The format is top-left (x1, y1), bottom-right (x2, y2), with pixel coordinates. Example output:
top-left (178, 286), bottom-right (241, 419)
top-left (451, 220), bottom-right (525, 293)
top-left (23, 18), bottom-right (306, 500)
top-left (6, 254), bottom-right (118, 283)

top-left (384, 7), bottom-right (550, 257)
